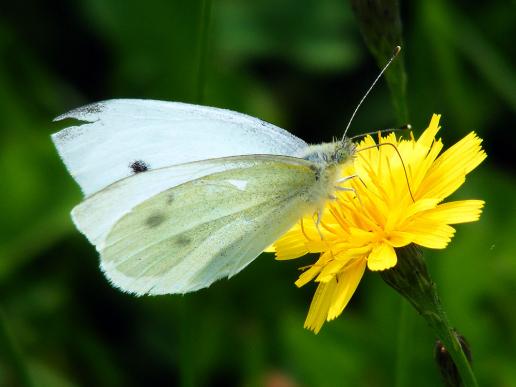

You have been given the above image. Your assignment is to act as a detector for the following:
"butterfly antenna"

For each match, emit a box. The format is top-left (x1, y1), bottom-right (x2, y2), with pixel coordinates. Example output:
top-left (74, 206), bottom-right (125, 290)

top-left (349, 124), bottom-right (412, 141)
top-left (342, 46), bottom-right (402, 141)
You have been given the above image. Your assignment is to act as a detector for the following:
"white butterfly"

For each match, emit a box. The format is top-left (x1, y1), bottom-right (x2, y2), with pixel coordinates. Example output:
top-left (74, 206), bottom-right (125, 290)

top-left (52, 47), bottom-right (402, 296)
top-left (52, 99), bottom-right (355, 294)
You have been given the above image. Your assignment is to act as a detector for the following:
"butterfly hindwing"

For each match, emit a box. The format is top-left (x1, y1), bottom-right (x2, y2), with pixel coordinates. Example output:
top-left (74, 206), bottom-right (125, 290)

top-left (71, 156), bottom-right (274, 250)
top-left (98, 155), bottom-right (319, 294)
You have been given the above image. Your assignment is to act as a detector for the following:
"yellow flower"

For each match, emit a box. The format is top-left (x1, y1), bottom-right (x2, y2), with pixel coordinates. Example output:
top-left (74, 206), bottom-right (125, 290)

top-left (272, 114), bottom-right (486, 333)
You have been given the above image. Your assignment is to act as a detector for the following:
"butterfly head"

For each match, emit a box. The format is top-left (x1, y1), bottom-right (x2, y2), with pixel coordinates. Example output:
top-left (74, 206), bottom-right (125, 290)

top-left (300, 139), bottom-right (355, 167)
top-left (331, 138), bottom-right (356, 165)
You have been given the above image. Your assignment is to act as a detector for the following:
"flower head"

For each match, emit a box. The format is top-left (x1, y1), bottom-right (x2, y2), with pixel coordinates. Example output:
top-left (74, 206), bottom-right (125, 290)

top-left (272, 114), bottom-right (486, 333)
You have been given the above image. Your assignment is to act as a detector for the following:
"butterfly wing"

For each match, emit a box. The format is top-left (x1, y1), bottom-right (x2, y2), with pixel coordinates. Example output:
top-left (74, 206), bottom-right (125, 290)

top-left (86, 155), bottom-right (319, 294)
top-left (52, 99), bottom-right (307, 196)
top-left (71, 155), bottom-right (268, 251)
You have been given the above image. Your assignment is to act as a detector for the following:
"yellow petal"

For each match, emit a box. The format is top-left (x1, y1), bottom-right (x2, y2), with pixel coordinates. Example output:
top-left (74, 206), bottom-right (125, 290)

top-left (295, 251), bottom-right (334, 287)
top-left (417, 114), bottom-right (441, 149)
top-left (405, 198), bottom-right (440, 218)
top-left (409, 138), bottom-right (443, 192)
top-left (419, 132), bottom-right (486, 200)
top-left (403, 220), bottom-right (456, 249)
top-left (316, 255), bottom-right (353, 283)
top-left (348, 227), bottom-right (375, 245)
top-left (305, 239), bottom-right (332, 253)
top-left (295, 265), bottom-right (323, 287)
top-left (327, 259), bottom-right (367, 320)
top-left (421, 200), bottom-right (485, 224)
top-left (386, 198), bottom-right (439, 230)
top-left (274, 245), bottom-right (309, 260)
top-left (333, 244), bottom-right (372, 258)
top-left (386, 231), bottom-right (413, 247)
top-left (274, 231), bottom-right (309, 260)
top-left (263, 244), bottom-right (275, 252)
top-left (367, 243), bottom-right (397, 271)
top-left (443, 132), bottom-right (487, 175)
top-left (304, 279), bottom-right (338, 334)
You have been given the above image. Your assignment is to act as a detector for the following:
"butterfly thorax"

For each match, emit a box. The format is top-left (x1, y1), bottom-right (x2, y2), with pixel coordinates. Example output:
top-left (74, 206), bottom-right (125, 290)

top-left (298, 139), bottom-right (356, 209)
top-left (299, 139), bottom-right (355, 166)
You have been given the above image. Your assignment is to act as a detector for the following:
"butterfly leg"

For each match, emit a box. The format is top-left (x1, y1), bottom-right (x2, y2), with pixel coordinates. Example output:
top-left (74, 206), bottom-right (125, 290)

top-left (334, 174), bottom-right (358, 193)
top-left (335, 174), bottom-right (357, 184)
top-left (334, 174), bottom-right (365, 206)
top-left (312, 209), bottom-right (325, 240)
top-left (335, 186), bottom-right (364, 207)
top-left (334, 186), bottom-right (354, 192)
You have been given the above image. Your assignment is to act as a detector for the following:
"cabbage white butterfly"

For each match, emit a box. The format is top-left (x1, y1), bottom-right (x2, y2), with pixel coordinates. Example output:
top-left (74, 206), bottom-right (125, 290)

top-left (52, 48), bottom-right (401, 295)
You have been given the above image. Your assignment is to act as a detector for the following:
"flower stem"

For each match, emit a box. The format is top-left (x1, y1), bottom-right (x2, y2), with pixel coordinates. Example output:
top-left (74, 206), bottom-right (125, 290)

top-left (349, 3), bottom-right (413, 384)
top-left (350, 0), bottom-right (409, 123)
top-left (380, 245), bottom-right (478, 387)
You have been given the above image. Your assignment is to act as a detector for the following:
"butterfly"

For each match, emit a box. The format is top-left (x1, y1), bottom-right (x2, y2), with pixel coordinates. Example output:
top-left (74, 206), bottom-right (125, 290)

top-left (52, 48), bottom-right (401, 295)
top-left (52, 99), bottom-right (355, 294)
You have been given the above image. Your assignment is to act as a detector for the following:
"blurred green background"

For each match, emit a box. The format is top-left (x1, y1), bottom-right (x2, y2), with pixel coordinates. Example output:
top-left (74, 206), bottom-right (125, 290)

top-left (1, 1), bottom-right (515, 386)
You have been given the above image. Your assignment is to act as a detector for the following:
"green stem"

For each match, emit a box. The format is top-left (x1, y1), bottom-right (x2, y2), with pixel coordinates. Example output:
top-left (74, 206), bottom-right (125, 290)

top-left (350, 0), bottom-right (409, 123)
top-left (350, 3), bottom-right (412, 383)
top-left (424, 303), bottom-right (476, 387)
top-left (380, 245), bottom-right (478, 387)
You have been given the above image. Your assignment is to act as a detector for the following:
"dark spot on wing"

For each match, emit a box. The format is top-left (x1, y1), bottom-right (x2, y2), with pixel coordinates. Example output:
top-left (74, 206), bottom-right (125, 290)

top-left (174, 235), bottom-right (191, 247)
top-left (146, 213), bottom-right (165, 228)
top-left (130, 160), bottom-right (149, 173)
top-left (166, 193), bottom-right (174, 205)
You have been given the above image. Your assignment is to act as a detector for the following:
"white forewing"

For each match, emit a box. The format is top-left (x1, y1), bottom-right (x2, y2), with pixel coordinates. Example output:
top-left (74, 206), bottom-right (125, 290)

top-left (52, 99), bottom-right (307, 196)
top-left (98, 155), bottom-right (319, 295)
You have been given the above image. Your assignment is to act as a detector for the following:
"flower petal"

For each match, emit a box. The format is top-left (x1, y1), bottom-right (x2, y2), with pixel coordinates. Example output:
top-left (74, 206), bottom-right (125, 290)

top-left (263, 244), bottom-right (275, 252)
top-left (419, 132), bottom-right (486, 200)
top-left (348, 227), bottom-right (375, 244)
top-left (367, 243), bottom-right (397, 271)
top-left (296, 265), bottom-right (323, 287)
top-left (327, 259), bottom-right (367, 320)
top-left (421, 200), bottom-right (485, 224)
top-left (403, 220), bottom-right (456, 249)
top-left (316, 254), bottom-right (354, 283)
top-left (295, 251), bottom-right (333, 287)
top-left (274, 239), bottom-right (309, 260)
top-left (417, 114), bottom-right (441, 148)
top-left (386, 231), bottom-right (413, 247)
top-left (273, 227), bottom-right (309, 260)
top-left (304, 279), bottom-right (338, 333)
top-left (405, 198), bottom-right (440, 218)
